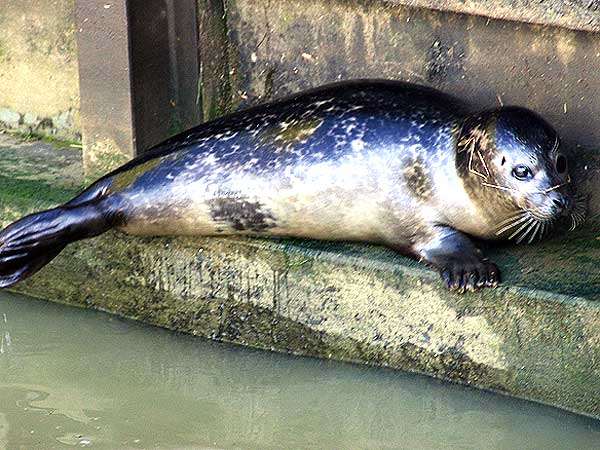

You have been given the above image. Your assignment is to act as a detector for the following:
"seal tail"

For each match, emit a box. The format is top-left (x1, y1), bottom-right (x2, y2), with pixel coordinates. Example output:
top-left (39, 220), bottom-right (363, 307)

top-left (0, 201), bottom-right (115, 288)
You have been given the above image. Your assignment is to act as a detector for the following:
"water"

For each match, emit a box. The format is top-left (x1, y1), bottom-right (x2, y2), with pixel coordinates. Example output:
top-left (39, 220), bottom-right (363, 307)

top-left (0, 292), bottom-right (598, 449)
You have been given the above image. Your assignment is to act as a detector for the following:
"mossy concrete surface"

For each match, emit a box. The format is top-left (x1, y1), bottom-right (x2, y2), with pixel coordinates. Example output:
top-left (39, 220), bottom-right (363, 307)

top-left (1, 136), bottom-right (599, 419)
top-left (0, 0), bottom-right (80, 140)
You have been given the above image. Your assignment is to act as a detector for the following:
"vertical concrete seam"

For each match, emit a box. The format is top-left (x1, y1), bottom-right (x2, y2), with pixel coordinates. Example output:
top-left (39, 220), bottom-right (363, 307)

top-left (166, 0), bottom-right (182, 129)
top-left (198, 0), bottom-right (233, 120)
top-left (124, 0), bottom-right (139, 153)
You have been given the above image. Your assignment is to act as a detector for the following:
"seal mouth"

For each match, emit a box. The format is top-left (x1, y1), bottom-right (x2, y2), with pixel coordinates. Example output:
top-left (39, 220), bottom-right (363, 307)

top-left (495, 211), bottom-right (554, 244)
top-left (495, 193), bottom-right (588, 243)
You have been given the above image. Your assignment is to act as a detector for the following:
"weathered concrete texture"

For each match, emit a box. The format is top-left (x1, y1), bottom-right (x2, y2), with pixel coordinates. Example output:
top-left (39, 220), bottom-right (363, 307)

top-left (390, 0), bottom-right (600, 33)
top-left (222, 0), bottom-right (600, 217)
top-left (0, 0), bottom-right (80, 140)
top-left (0, 134), bottom-right (83, 223)
top-left (2, 136), bottom-right (599, 419)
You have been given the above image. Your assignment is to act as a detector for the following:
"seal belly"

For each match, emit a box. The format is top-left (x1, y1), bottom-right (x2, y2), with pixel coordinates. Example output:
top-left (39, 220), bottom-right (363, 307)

top-left (118, 153), bottom-right (388, 242)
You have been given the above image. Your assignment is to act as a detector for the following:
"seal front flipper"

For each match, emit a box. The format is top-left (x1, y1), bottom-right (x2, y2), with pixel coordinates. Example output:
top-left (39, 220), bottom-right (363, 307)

top-left (0, 197), bottom-right (119, 288)
top-left (412, 226), bottom-right (500, 293)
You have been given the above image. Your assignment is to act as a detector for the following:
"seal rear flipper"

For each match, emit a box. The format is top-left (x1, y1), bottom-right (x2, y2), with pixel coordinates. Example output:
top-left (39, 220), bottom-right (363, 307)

top-left (0, 203), bottom-right (114, 288)
top-left (63, 177), bottom-right (113, 208)
top-left (0, 245), bottom-right (65, 288)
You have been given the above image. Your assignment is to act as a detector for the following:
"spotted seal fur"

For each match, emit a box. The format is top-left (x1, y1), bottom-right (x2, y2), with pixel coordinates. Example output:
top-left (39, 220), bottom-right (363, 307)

top-left (0, 80), bottom-right (586, 292)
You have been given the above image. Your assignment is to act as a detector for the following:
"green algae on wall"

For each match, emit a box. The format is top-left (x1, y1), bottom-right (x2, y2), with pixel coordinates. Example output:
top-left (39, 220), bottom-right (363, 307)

top-left (0, 135), bottom-right (83, 223)
top-left (198, 0), bottom-right (234, 121)
top-left (0, 0), bottom-right (80, 140)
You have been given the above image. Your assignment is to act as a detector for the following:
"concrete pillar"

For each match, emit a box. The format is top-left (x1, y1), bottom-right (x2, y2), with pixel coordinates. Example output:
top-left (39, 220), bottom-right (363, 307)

top-left (75, 0), bottom-right (201, 177)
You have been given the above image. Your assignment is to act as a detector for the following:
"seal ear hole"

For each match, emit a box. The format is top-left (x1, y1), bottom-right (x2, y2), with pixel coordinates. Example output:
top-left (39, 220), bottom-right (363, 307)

top-left (556, 154), bottom-right (567, 174)
top-left (501, 156), bottom-right (506, 166)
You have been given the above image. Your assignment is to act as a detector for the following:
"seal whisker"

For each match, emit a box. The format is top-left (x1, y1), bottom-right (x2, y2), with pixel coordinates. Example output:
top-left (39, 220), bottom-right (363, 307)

top-left (527, 221), bottom-right (542, 244)
top-left (569, 212), bottom-right (585, 231)
top-left (481, 182), bottom-right (518, 193)
top-left (477, 151), bottom-right (491, 178)
top-left (467, 146), bottom-right (488, 180)
top-left (540, 222), bottom-right (546, 240)
top-left (568, 193), bottom-right (588, 231)
top-left (509, 216), bottom-right (534, 241)
top-left (551, 135), bottom-right (560, 155)
top-left (495, 213), bottom-right (529, 236)
top-left (528, 221), bottom-right (539, 244)
top-left (568, 197), bottom-right (587, 231)
top-left (496, 212), bottom-right (526, 228)
top-left (569, 217), bottom-right (577, 231)
top-left (516, 218), bottom-right (535, 244)
top-left (539, 181), bottom-right (570, 194)
top-left (517, 219), bottom-right (536, 244)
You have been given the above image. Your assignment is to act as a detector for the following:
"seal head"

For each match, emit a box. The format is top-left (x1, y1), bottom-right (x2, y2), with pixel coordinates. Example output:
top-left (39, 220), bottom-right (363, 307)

top-left (456, 106), bottom-right (583, 243)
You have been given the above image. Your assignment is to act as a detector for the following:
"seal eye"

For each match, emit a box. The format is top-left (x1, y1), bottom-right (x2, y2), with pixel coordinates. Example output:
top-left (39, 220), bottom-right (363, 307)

top-left (512, 165), bottom-right (532, 181)
top-left (556, 154), bottom-right (568, 174)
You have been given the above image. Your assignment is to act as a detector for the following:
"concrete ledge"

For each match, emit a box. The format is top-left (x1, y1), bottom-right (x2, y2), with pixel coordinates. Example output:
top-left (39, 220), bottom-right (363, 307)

top-left (9, 231), bottom-right (600, 419)
top-left (1, 135), bottom-right (599, 419)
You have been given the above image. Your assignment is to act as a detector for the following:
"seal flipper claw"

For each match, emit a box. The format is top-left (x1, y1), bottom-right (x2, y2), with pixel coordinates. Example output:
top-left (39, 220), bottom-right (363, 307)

top-left (412, 226), bottom-right (500, 293)
top-left (438, 258), bottom-right (500, 293)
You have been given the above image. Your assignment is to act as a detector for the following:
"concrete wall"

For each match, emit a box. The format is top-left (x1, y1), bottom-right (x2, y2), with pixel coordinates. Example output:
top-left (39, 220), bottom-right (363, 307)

top-left (198, 0), bottom-right (600, 217)
top-left (0, 0), bottom-right (80, 140)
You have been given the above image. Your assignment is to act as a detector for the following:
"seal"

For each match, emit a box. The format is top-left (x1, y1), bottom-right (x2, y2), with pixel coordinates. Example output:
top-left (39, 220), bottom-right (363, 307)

top-left (0, 80), bottom-right (586, 292)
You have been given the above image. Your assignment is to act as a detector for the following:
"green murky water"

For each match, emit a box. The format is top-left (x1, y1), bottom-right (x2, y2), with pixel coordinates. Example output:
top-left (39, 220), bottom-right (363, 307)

top-left (0, 292), bottom-right (598, 449)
